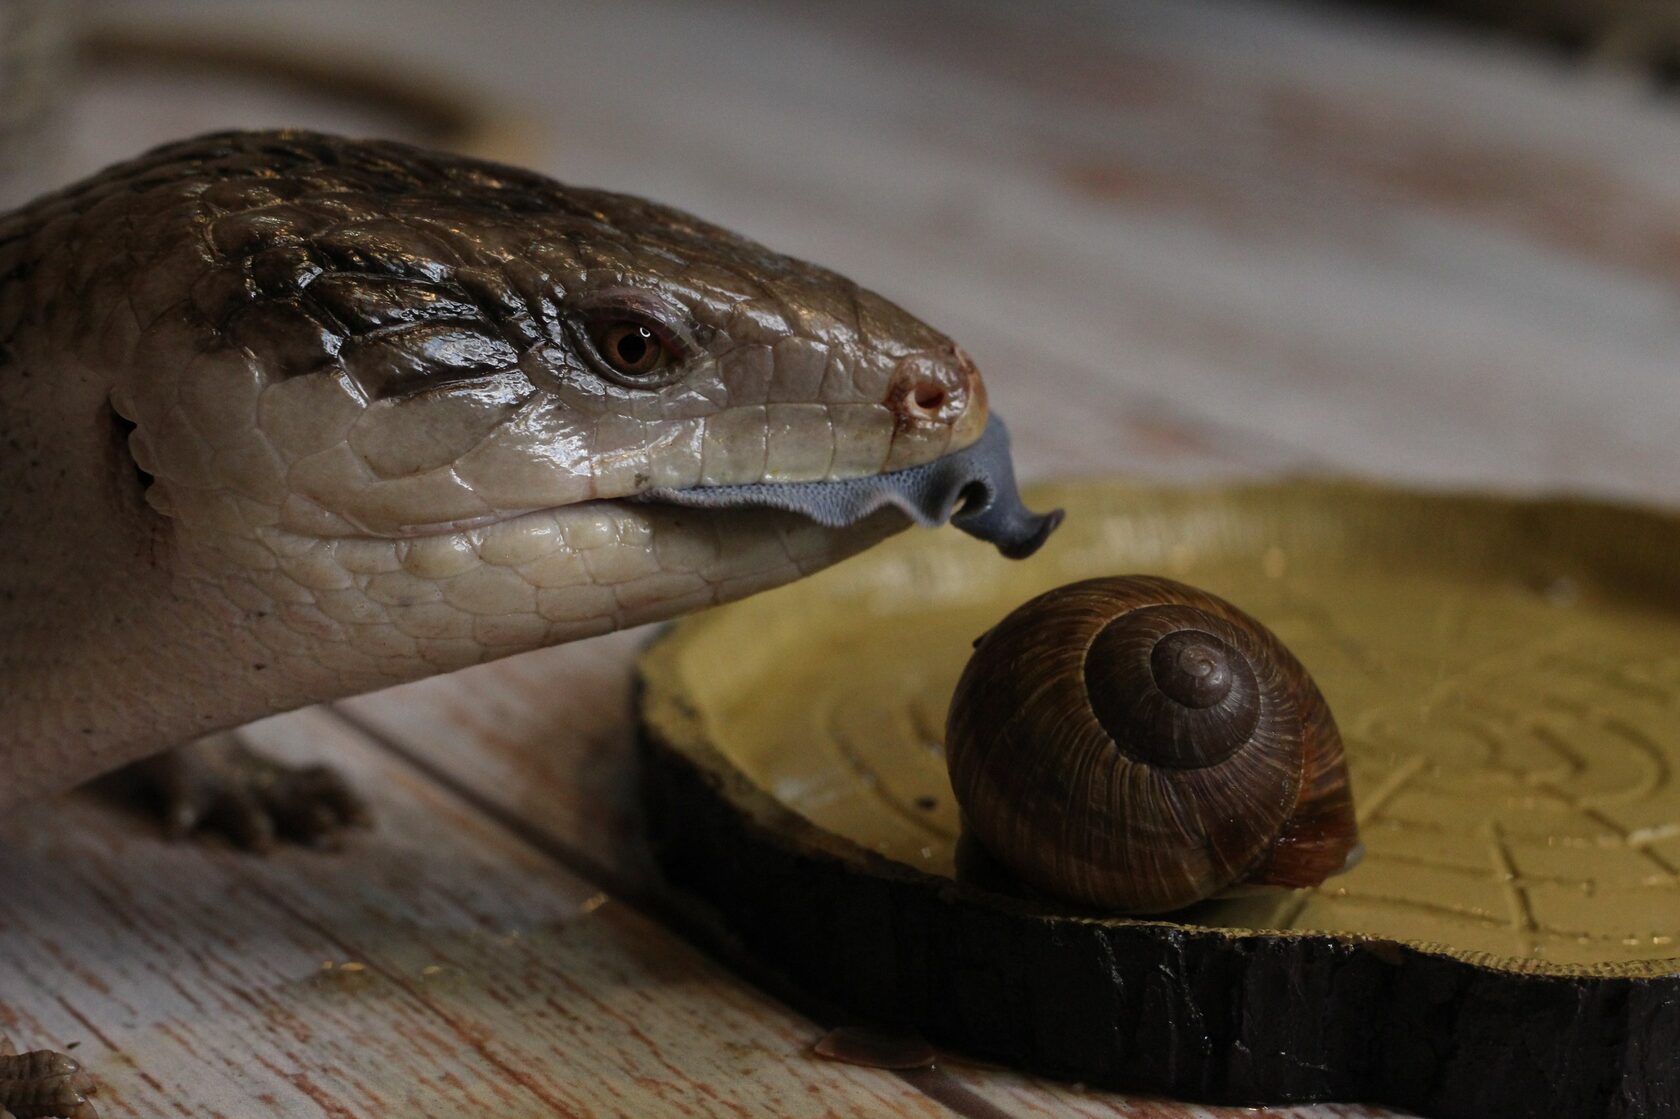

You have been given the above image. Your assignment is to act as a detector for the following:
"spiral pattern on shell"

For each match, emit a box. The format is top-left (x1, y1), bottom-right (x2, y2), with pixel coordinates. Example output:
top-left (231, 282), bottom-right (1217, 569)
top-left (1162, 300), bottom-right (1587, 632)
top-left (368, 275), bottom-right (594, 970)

top-left (945, 575), bottom-right (1359, 914)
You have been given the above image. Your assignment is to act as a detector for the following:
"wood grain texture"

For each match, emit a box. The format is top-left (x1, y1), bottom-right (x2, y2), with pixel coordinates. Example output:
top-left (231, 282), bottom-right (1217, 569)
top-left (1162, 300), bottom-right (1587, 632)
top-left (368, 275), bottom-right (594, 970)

top-left (8, 0), bottom-right (1679, 1113)
top-left (0, 711), bottom-right (964, 1119)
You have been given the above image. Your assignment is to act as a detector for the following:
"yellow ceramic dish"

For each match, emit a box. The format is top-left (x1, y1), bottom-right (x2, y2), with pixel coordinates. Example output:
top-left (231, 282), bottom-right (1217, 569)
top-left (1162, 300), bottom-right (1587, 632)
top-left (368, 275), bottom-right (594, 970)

top-left (642, 478), bottom-right (1680, 971)
top-left (639, 479), bottom-right (1680, 1111)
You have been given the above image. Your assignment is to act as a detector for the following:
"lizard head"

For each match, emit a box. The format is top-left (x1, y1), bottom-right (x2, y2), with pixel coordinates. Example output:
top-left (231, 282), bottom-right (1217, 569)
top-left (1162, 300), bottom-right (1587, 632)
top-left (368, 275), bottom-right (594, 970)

top-left (97, 131), bottom-right (1050, 683)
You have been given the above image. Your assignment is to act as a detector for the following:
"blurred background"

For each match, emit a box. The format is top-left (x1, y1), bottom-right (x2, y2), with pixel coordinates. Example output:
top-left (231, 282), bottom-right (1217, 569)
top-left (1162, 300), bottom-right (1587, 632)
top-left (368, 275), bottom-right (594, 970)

top-left (8, 0), bottom-right (1680, 506)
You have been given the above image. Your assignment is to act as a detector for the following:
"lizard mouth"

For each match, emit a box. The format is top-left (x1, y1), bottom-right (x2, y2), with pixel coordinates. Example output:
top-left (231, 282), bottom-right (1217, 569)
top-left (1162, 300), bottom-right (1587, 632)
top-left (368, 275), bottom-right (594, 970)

top-left (388, 418), bottom-right (1061, 558)
top-left (631, 417), bottom-right (1063, 559)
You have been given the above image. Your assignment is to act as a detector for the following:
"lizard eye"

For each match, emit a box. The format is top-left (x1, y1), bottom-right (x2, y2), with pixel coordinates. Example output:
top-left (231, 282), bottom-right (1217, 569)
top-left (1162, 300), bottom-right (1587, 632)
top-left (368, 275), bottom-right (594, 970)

top-left (593, 320), bottom-right (668, 380)
top-left (564, 292), bottom-right (694, 390)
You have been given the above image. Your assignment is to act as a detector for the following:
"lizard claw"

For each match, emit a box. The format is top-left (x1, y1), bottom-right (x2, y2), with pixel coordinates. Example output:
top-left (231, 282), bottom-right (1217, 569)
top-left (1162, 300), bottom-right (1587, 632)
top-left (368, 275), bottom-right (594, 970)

top-left (0, 1038), bottom-right (99, 1119)
top-left (131, 731), bottom-right (370, 852)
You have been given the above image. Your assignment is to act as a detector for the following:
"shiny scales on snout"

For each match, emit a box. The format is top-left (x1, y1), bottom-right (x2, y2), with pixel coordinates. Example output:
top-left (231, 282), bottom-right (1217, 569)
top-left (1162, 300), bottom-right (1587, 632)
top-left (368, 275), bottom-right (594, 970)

top-left (0, 128), bottom-right (1053, 818)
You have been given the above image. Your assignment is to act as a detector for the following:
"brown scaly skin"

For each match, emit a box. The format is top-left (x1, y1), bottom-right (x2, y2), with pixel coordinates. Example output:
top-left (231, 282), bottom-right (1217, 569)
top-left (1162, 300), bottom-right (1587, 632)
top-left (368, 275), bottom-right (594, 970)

top-left (0, 131), bottom-right (989, 1114)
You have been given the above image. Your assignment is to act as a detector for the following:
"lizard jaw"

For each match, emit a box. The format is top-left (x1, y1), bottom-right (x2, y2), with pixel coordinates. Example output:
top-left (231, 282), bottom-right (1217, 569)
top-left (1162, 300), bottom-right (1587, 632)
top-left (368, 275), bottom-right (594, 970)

top-left (633, 418), bottom-right (1061, 559)
top-left (391, 416), bottom-right (1061, 558)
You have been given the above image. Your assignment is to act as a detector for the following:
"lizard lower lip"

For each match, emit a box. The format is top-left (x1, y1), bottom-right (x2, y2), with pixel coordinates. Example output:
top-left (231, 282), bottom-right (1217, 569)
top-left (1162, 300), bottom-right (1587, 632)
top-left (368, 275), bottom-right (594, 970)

top-left (394, 510), bottom-right (541, 537)
top-left (631, 417), bottom-right (1063, 559)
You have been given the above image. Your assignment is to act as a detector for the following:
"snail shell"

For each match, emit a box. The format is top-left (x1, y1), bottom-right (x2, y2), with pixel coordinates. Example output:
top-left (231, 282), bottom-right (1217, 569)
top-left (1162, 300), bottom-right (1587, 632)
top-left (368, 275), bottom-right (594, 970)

top-left (944, 575), bottom-right (1359, 914)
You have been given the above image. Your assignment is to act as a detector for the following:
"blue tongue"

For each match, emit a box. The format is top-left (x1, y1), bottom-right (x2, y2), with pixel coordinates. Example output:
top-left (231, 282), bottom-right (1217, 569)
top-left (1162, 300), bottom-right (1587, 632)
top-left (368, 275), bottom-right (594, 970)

top-left (632, 417), bottom-right (1063, 559)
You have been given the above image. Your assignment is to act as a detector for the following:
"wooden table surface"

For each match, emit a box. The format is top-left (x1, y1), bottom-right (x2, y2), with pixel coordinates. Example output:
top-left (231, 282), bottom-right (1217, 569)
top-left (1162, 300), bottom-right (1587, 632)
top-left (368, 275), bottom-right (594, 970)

top-left (5, 0), bottom-right (1679, 1115)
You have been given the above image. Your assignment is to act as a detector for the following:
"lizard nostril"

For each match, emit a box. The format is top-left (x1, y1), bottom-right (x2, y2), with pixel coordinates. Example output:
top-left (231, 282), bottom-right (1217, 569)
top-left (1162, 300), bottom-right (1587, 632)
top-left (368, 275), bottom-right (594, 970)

top-left (912, 383), bottom-right (948, 411)
top-left (889, 354), bottom-right (970, 425)
top-left (899, 378), bottom-right (955, 421)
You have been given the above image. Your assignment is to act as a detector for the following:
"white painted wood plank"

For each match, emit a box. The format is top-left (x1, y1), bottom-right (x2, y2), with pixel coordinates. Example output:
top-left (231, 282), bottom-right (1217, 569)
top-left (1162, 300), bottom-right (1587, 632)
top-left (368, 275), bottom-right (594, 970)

top-left (0, 708), bottom-right (966, 1118)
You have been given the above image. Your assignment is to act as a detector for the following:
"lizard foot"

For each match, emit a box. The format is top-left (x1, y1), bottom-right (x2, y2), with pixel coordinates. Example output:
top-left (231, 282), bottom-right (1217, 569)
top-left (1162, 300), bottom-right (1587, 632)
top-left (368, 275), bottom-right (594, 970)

top-left (127, 731), bottom-right (370, 852)
top-left (0, 1038), bottom-right (98, 1119)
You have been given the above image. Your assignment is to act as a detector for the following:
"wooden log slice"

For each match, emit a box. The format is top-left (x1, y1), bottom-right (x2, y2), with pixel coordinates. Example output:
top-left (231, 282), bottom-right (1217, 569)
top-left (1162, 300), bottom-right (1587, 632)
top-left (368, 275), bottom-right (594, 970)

top-left (636, 480), bottom-right (1680, 1118)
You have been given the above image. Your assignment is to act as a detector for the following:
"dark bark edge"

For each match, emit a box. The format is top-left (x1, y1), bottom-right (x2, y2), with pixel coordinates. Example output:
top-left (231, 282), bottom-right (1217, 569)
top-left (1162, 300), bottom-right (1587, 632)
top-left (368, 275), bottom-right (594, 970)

top-left (638, 712), bottom-right (1680, 1119)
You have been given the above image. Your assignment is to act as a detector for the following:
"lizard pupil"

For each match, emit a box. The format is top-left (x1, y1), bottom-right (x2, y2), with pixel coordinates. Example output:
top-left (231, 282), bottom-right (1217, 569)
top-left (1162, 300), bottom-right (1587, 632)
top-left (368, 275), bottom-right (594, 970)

top-left (597, 321), bottom-right (664, 377)
top-left (617, 330), bottom-right (649, 364)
